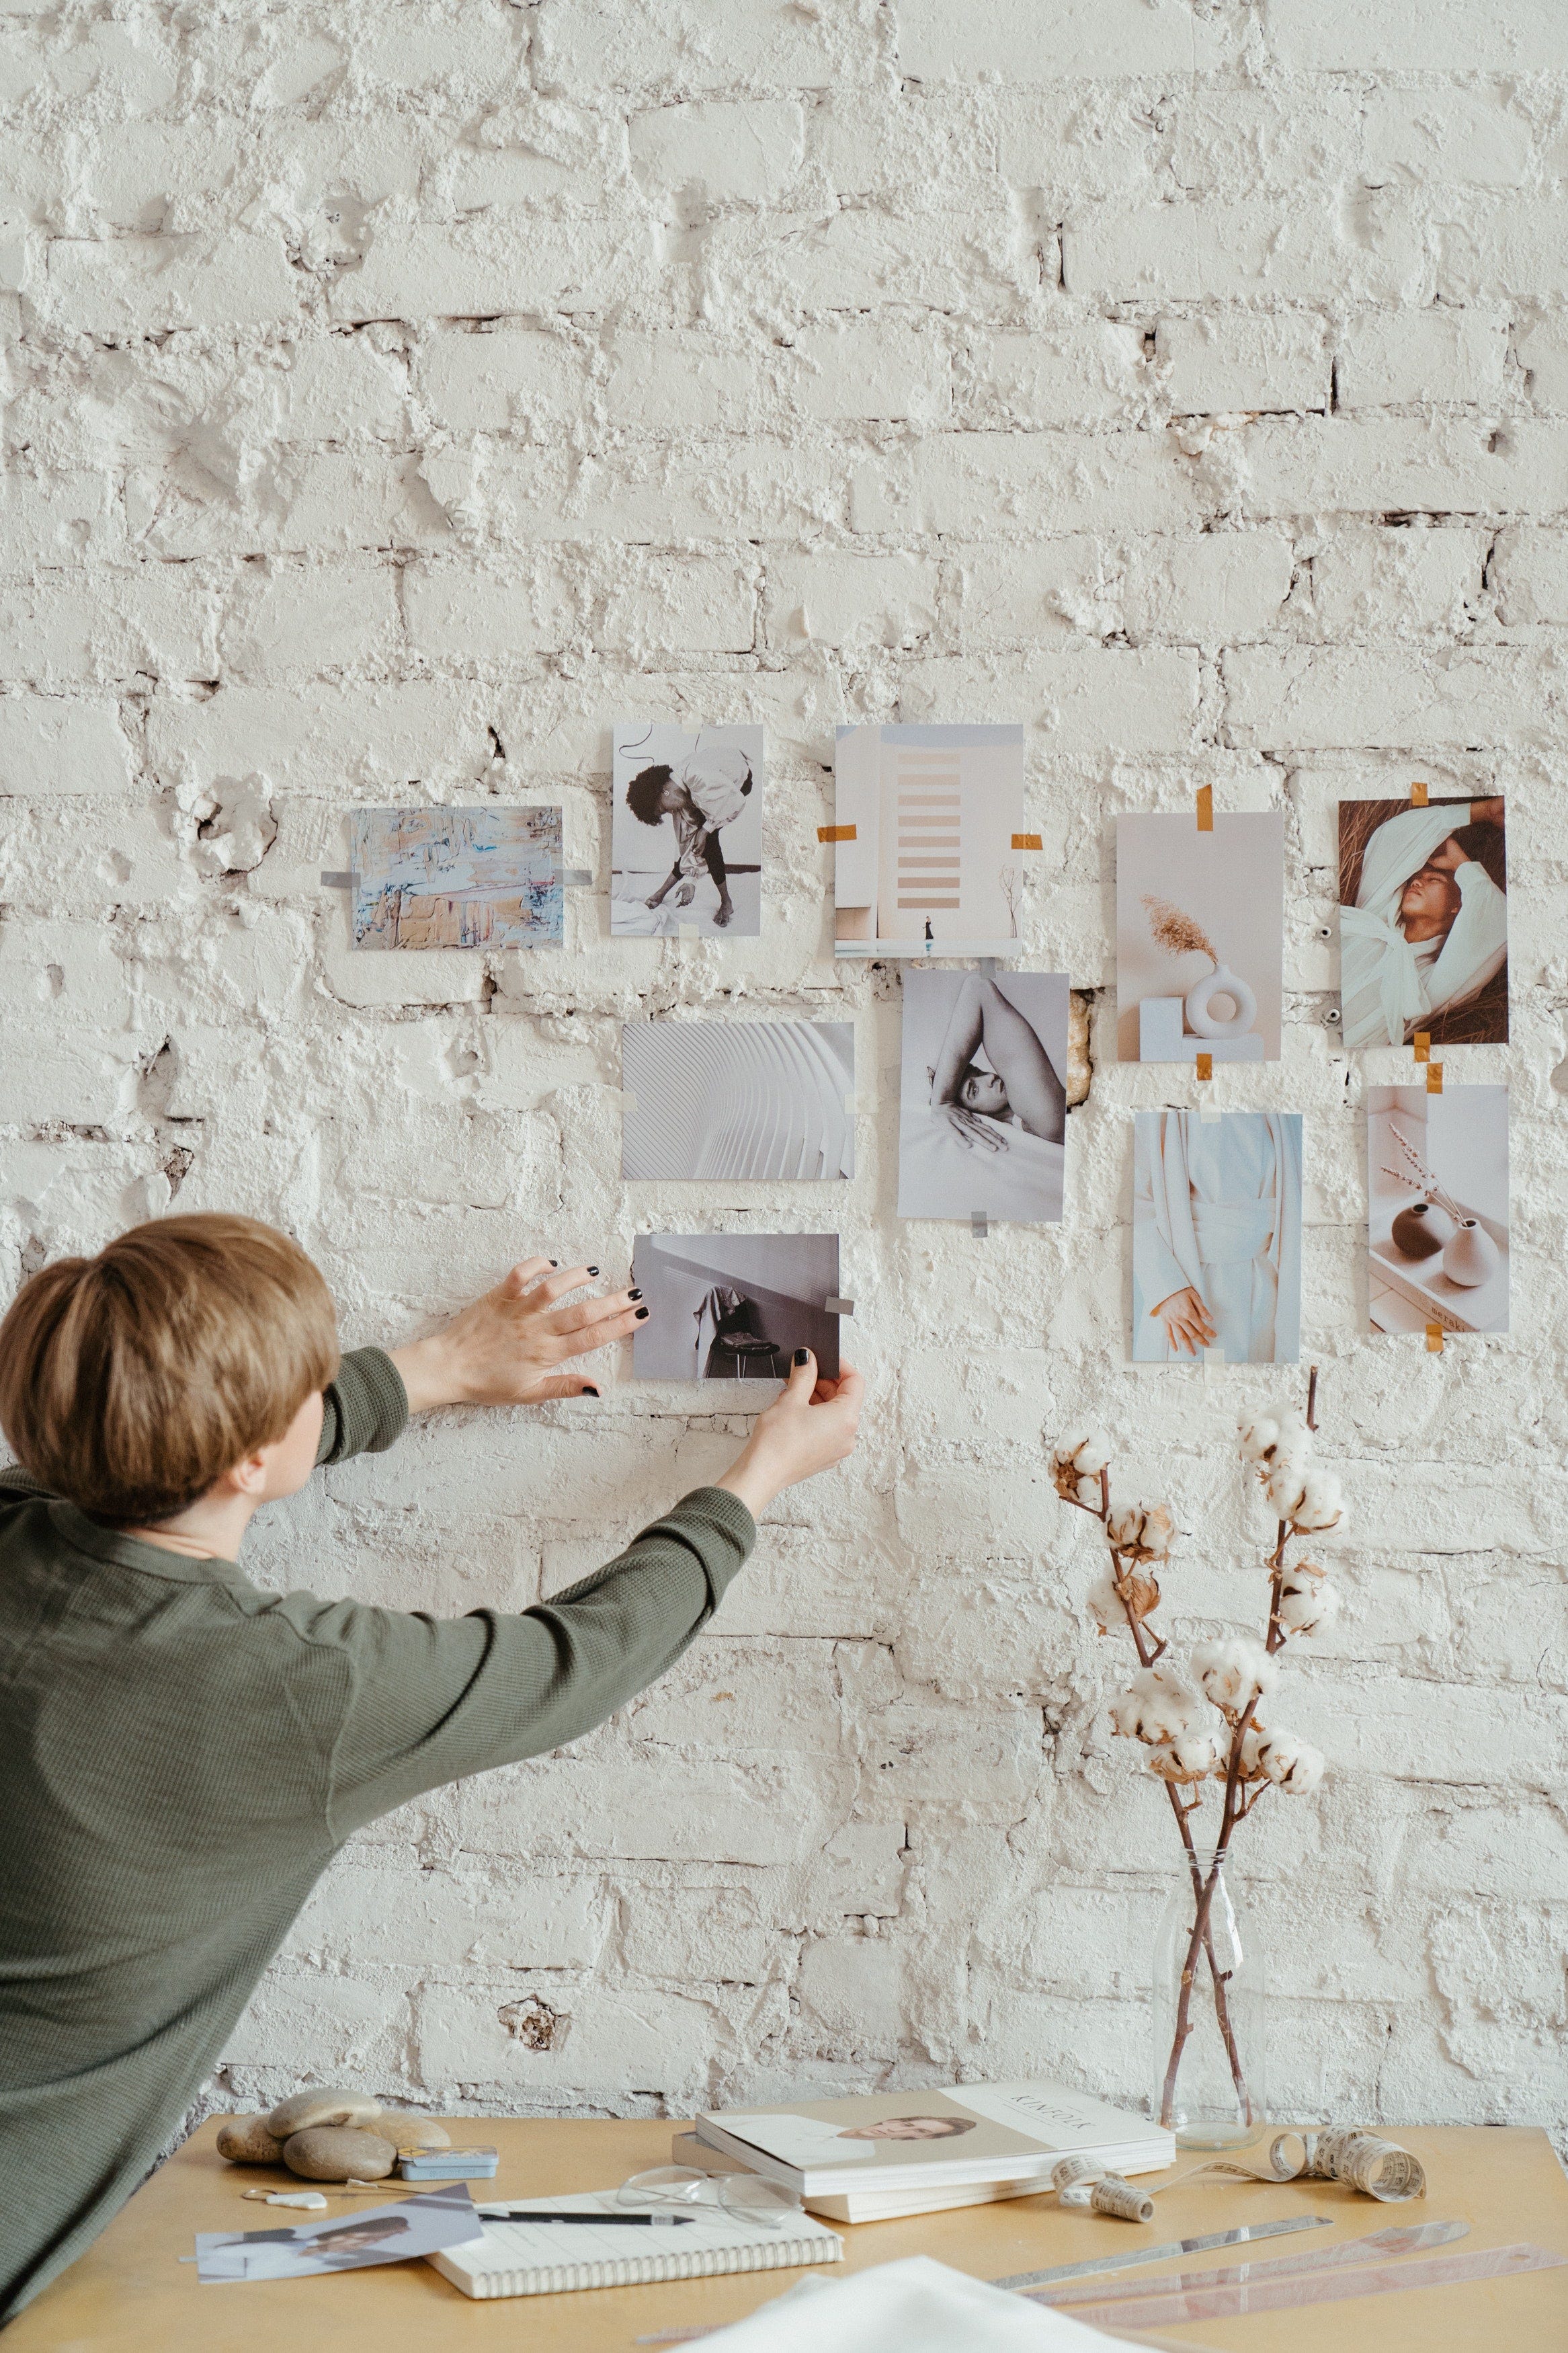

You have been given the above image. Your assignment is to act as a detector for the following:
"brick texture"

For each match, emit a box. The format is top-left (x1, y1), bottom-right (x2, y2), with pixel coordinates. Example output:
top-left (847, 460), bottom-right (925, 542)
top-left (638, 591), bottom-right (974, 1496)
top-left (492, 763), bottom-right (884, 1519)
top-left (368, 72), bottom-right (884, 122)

top-left (1, 0), bottom-right (1564, 2154)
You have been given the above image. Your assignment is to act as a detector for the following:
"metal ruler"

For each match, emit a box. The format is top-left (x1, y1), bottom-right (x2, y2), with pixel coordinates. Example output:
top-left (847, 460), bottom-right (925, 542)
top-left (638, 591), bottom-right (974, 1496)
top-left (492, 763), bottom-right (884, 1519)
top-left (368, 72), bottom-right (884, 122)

top-left (1042, 2219), bottom-right (1467, 2307)
top-left (994, 2211), bottom-right (1331, 2290)
top-left (1058, 2239), bottom-right (1566, 2330)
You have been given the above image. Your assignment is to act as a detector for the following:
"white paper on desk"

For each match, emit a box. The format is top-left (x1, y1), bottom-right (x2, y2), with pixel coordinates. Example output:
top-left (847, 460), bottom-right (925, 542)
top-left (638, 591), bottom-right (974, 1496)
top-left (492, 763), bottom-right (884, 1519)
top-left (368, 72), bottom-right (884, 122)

top-left (694, 2255), bottom-right (1126, 2350)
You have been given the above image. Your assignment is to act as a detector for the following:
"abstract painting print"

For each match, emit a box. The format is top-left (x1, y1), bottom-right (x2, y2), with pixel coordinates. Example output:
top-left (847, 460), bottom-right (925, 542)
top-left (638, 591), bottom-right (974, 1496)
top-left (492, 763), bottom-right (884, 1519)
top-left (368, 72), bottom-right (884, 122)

top-left (351, 807), bottom-right (563, 949)
top-left (1132, 1111), bottom-right (1303, 1365)
top-left (610, 723), bottom-right (764, 938)
top-left (833, 723), bottom-right (1025, 958)
top-left (1339, 796), bottom-right (1508, 1047)
top-left (1116, 812), bottom-right (1284, 1063)
top-left (622, 1023), bottom-right (855, 1180)
top-left (1367, 1084), bottom-right (1508, 1336)
top-left (631, 1234), bottom-right (841, 1382)
top-left (897, 970), bottom-right (1067, 1224)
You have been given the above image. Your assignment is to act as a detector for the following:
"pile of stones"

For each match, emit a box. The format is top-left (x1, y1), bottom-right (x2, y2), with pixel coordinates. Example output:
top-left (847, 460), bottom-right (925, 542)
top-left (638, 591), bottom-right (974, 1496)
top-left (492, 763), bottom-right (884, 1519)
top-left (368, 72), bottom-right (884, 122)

top-left (216, 2088), bottom-right (451, 2182)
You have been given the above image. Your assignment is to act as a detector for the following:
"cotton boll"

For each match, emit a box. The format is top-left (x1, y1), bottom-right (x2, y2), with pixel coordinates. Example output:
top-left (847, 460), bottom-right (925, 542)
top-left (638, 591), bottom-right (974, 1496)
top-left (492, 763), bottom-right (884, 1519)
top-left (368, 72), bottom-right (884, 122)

top-left (1190, 1636), bottom-right (1278, 1714)
top-left (1050, 1429), bottom-right (1112, 1501)
top-left (1277, 1564), bottom-right (1341, 1638)
top-left (1255, 1729), bottom-right (1326, 1795)
top-left (1147, 1730), bottom-right (1222, 1784)
top-left (1238, 1408), bottom-right (1310, 1468)
top-left (1236, 1723), bottom-right (1269, 1778)
top-left (1288, 1470), bottom-right (1346, 1534)
top-left (1108, 1667), bottom-right (1200, 1743)
top-left (1106, 1502), bottom-right (1176, 1562)
top-left (1088, 1563), bottom-right (1159, 1631)
top-left (1264, 1460), bottom-right (1309, 1519)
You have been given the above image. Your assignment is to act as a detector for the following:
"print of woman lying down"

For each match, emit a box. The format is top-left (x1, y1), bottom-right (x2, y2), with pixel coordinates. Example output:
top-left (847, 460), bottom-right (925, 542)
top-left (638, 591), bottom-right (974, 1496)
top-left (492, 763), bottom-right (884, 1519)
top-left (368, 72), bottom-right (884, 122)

top-left (1340, 799), bottom-right (1506, 1049)
top-left (928, 973), bottom-right (1067, 1156)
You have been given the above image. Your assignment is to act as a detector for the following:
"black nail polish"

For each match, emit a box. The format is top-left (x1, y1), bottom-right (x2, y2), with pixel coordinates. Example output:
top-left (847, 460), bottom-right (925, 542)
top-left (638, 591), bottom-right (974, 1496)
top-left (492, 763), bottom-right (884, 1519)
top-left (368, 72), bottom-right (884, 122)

top-left (587, 1265), bottom-right (600, 1277)
top-left (793, 1347), bottom-right (810, 1366)
top-left (628, 1287), bottom-right (643, 1302)
top-left (548, 1259), bottom-right (558, 1267)
top-left (581, 1385), bottom-right (600, 1398)
top-left (635, 1306), bottom-right (649, 1320)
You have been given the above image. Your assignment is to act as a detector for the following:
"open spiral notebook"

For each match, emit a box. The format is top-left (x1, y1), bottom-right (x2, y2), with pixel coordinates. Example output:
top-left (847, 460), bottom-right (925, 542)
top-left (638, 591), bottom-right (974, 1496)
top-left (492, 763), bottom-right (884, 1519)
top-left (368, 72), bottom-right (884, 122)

top-left (426, 2190), bottom-right (843, 2301)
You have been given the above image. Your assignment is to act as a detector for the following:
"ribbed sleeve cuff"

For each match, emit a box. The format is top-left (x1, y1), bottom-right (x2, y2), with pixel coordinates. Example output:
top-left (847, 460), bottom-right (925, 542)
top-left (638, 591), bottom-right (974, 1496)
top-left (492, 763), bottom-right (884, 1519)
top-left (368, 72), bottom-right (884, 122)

top-left (317, 1347), bottom-right (410, 1465)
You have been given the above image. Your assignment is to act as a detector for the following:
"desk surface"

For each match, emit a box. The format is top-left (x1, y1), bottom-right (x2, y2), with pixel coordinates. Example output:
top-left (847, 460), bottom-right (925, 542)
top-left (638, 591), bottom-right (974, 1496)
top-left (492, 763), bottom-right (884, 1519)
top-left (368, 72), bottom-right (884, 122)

top-left (10, 2118), bottom-right (1567, 2351)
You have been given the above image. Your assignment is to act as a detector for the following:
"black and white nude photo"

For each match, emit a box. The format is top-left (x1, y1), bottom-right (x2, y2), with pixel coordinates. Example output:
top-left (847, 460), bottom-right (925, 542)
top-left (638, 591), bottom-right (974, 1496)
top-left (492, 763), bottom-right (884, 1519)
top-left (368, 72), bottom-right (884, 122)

top-left (1338, 796), bottom-right (1508, 1047)
top-left (611, 723), bottom-right (764, 939)
top-left (897, 971), bottom-right (1067, 1224)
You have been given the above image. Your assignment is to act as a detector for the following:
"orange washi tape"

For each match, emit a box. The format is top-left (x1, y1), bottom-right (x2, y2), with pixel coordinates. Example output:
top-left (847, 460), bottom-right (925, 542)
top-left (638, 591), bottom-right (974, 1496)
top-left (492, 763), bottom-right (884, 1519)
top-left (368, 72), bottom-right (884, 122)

top-left (1411, 781), bottom-right (1430, 807)
top-left (1426, 1323), bottom-right (1444, 1351)
top-left (817, 824), bottom-right (856, 843)
top-left (1011, 833), bottom-right (1042, 850)
top-left (1427, 1062), bottom-right (1443, 1093)
top-left (1413, 1031), bottom-right (1430, 1062)
top-left (1196, 785), bottom-right (1214, 832)
top-left (1195, 1051), bottom-right (1214, 1082)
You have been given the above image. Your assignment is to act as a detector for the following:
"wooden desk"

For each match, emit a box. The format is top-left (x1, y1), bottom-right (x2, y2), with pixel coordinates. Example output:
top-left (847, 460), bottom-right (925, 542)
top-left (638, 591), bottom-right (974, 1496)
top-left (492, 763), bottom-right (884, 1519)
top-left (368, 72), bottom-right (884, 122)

top-left (10, 2119), bottom-right (1567, 2351)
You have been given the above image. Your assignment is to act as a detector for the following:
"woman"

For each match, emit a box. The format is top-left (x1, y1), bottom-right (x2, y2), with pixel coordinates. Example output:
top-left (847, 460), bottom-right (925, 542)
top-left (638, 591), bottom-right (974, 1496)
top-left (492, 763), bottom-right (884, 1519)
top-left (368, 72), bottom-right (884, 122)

top-left (625, 743), bottom-right (754, 930)
top-left (1134, 1111), bottom-right (1302, 1364)
top-left (1339, 799), bottom-right (1506, 1047)
top-left (898, 971), bottom-right (1067, 1226)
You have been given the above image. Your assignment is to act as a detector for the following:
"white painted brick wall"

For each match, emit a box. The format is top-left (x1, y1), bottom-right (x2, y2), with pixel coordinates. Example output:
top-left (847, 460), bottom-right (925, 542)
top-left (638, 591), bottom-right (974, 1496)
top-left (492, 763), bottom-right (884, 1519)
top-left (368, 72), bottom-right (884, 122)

top-left (1, 3), bottom-right (1564, 2148)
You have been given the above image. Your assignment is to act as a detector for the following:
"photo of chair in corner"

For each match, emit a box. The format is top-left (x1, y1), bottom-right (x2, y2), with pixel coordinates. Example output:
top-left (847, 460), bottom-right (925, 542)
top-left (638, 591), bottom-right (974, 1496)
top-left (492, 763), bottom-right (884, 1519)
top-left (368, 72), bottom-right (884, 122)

top-left (694, 1286), bottom-right (783, 1381)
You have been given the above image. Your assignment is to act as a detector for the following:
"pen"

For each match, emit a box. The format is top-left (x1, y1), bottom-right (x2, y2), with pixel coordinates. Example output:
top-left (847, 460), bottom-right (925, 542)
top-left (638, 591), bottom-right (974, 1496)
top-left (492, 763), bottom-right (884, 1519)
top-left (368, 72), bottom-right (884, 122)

top-left (483, 2210), bottom-right (697, 2227)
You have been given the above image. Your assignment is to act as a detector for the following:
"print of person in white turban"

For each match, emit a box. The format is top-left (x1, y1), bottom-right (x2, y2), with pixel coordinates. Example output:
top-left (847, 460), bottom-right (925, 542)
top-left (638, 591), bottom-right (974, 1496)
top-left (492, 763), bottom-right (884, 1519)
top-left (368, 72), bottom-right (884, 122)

top-left (626, 742), bottom-right (754, 930)
top-left (1339, 798), bottom-right (1506, 1049)
top-left (1133, 1111), bottom-right (1303, 1365)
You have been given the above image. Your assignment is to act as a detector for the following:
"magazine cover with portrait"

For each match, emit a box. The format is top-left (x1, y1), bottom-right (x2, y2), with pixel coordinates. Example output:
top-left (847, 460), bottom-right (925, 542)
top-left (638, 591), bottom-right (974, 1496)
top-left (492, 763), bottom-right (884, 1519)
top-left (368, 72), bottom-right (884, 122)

top-left (1337, 795), bottom-right (1507, 1047)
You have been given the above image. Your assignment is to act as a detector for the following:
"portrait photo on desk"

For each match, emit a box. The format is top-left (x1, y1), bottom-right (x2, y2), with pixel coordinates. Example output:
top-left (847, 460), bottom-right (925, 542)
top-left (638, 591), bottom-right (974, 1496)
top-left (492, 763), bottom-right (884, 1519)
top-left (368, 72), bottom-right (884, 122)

top-left (1366, 1084), bottom-right (1509, 1336)
top-left (622, 1021), bottom-right (855, 1181)
top-left (1115, 811), bottom-right (1284, 1064)
top-left (610, 721), bottom-right (764, 939)
top-left (1338, 795), bottom-right (1508, 1047)
top-left (194, 2186), bottom-right (479, 2282)
top-left (897, 969), bottom-right (1067, 1224)
top-left (1132, 1111), bottom-right (1303, 1365)
top-left (631, 1233), bottom-right (841, 1381)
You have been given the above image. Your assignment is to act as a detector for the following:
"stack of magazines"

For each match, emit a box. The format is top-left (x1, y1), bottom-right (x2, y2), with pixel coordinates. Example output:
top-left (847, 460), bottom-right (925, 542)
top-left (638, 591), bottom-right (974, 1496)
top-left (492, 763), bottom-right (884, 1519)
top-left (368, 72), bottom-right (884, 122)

top-left (676, 2079), bottom-right (1175, 2224)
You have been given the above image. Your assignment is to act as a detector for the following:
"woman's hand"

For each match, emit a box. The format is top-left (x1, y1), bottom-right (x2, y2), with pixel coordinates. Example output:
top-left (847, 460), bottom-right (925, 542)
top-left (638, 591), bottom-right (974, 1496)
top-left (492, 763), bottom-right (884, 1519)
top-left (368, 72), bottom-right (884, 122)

top-left (1151, 1285), bottom-right (1217, 1357)
top-left (390, 1259), bottom-right (645, 1410)
top-left (1426, 834), bottom-right (1469, 874)
top-left (1470, 796), bottom-right (1505, 826)
top-left (938, 1104), bottom-right (1006, 1154)
top-left (714, 1353), bottom-right (864, 1518)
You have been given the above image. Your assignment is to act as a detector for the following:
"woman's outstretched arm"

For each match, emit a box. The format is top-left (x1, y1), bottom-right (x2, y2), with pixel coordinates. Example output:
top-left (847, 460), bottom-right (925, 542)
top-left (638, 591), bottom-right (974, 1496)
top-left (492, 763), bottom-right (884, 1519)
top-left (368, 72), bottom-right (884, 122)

top-left (972, 977), bottom-right (1067, 1142)
top-left (929, 973), bottom-right (987, 1103)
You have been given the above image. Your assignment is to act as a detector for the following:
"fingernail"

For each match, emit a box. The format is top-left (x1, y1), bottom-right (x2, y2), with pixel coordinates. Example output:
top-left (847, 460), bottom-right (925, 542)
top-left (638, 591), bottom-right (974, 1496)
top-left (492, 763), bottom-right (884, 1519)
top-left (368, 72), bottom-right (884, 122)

top-left (581, 1385), bottom-right (600, 1398)
top-left (587, 1265), bottom-right (600, 1277)
top-left (793, 1348), bottom-right (810, 1366)
top-left (628, 1287), bottom-right (643, 1302)
top-left (635, 1306), bottom-right (649, 1320)
top-left (548, 1259), bottom-right (558, 1267)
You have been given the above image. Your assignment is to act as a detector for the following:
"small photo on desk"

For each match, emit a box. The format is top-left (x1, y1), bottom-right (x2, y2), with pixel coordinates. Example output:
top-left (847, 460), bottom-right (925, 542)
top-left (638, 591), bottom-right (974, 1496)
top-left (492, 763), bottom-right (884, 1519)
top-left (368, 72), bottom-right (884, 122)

top-left (194, 2184), bottom-right (479, 2282)
top-left (631, 1233), bottom-right (841, 1382)
top-left (1116, 811), bottom-right (1284, 1063)
top-left (1367, 1084), bottom-right (1509, 1336)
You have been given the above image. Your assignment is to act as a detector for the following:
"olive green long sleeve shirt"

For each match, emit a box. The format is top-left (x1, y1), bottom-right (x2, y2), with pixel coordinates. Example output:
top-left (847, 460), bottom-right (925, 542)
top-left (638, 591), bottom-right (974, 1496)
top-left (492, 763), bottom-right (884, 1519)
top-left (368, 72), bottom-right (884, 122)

top-left (0, 1348), bottom-right (755, 2321)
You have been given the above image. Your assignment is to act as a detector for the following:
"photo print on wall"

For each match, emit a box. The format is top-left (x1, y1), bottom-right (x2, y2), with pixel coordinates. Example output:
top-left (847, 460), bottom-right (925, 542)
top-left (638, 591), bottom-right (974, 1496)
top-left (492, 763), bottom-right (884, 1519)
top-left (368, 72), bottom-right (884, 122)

top-left (622, 1023), bottom-right (855, 1181)
top-left (1367, 1084), bottom-right (1508, 1336)
top-left (631, 1234), bottom-right (841, 1381)
top-left (1338, 796), bottom-right (1508, 1047)
top-left (1116, 812), bottom-right (1284, 1063)
top-left (897, 970), bottom-right (1067, 1224)
top-left (833, 723), bottom-right (1026, 958)
top-left (1132, 1111), bottom-right (1303, 1365)
top-left (610, 723), bottom-right (764, 939)
top-left (351, 807), bottom-right (563, 949)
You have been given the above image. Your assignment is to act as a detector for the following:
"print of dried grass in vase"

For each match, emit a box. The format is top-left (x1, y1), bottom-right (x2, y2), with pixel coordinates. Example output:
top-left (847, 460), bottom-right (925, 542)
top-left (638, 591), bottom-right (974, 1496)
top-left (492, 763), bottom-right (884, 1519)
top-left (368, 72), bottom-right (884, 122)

top-left (1142, 895), bottom-right (1257, 1039)
top-left (1049, 1371), bottom-right (1344, 2143)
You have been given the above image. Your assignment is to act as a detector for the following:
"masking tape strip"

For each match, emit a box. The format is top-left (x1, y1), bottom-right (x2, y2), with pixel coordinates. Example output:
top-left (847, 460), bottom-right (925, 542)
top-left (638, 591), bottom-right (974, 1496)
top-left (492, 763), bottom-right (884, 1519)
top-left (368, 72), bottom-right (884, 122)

top-left (1413, 1031), bottom-right (1430, 1062)
top-left (1427, 1062), bottom-right (1443, 1093)
top-left (1196, 785), bottom-right (1214, 832)
top-left (1199, 1098), bottom-right (1222, 1123)
top-left (972, 1209), bottom-right (989, 1238)
top-left (320, 870), bottom-right (352, 888)
top-left (1195, 1051), bottom-right (1214, 1082)
top-left (1203, 1346), bottom-right (1226, 1377)
top-left (818, 824), bottom-right (856, 842)
top-left (1011, 832), bottom-right (1043, 850)
top-left (979, 957), bottom-right (999, 978)
top-left (825, 1295), bottom-right (855, 1316)
top-left (559, 867), bottom-right (593, 886)
top-left (1411, 781), bottom-right (1429, 807)
top-left (1426, 1323), bottom-right (1444, 1352)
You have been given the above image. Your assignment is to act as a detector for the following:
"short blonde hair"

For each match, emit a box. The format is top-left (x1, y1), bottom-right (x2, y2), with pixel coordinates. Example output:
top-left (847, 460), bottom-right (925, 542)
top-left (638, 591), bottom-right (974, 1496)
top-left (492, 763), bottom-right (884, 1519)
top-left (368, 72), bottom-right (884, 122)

top-left (0, 1213), bottom-right (339, 1524)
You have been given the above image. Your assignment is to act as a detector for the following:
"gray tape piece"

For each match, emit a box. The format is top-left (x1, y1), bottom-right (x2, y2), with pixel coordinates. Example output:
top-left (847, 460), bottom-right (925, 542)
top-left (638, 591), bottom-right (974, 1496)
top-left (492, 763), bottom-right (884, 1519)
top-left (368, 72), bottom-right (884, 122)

top-left (320, 870), bottom-right (352, 889)
top-left (972, 1209), bottom-right (989, 1238)
top-left (979, 957), bottom-right (998, 978)
top-left (559, 867), bottom-right (593, 886)
top-left (825, 1295), bottom-right (855, 1316)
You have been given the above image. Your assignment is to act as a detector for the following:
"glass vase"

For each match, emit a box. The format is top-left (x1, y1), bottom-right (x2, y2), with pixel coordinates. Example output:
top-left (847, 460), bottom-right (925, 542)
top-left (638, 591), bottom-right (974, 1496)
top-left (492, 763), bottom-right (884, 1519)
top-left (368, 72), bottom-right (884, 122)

top-left (1151, 1846), bottom-right (1266, 2146)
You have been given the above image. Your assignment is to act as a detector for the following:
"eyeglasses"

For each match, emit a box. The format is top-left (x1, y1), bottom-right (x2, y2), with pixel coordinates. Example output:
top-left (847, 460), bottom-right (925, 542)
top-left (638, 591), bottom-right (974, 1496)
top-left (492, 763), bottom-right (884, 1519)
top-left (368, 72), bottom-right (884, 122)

top-left (614, 2165), bottom-right (803, 2230)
